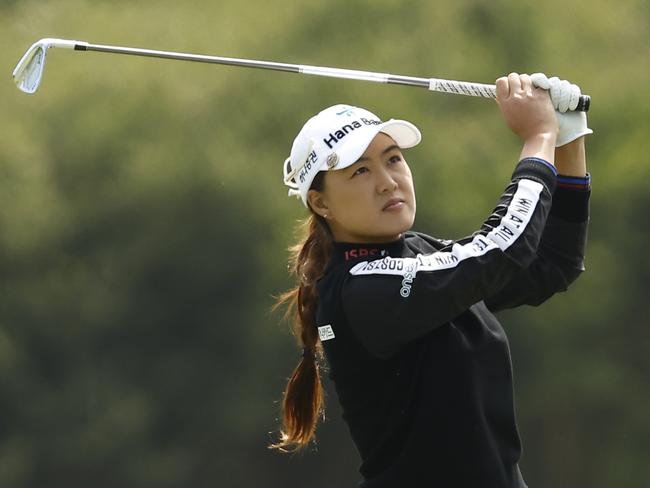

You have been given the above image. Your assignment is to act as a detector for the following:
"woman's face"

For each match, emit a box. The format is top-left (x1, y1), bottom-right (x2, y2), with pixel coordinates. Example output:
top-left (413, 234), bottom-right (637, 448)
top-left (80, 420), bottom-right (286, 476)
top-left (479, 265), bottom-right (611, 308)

top-left (308, 132), bottom-right (416, 243)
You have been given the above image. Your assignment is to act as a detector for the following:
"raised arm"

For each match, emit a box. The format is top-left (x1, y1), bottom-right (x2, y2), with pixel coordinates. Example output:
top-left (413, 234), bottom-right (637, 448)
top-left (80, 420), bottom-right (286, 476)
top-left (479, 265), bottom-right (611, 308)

top-left (485, 137), bottom-right (590, 311)
top-left (484, 74), bottom-right (593, 311)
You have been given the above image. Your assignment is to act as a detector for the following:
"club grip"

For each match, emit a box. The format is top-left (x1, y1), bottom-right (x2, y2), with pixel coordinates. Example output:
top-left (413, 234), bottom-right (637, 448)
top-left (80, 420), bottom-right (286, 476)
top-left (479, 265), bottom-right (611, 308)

top-left (576, 95), bottom-right (590, 112)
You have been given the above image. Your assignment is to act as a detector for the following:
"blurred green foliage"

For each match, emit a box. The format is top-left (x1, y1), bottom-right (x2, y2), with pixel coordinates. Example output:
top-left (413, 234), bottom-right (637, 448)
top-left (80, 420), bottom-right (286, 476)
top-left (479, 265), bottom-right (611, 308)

top-left (1, 0), bottom-right (649, 486)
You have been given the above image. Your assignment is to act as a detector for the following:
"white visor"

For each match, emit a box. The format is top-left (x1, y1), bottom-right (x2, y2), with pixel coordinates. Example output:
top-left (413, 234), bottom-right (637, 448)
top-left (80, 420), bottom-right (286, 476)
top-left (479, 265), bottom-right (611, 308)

top-left (283, 104), bottom-right (421, 206)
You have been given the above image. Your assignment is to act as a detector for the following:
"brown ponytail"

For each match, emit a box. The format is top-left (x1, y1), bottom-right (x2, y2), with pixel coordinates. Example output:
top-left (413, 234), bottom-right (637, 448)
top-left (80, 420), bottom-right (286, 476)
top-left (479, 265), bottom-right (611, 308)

top-left (269, 174), bottom-right (333, 452)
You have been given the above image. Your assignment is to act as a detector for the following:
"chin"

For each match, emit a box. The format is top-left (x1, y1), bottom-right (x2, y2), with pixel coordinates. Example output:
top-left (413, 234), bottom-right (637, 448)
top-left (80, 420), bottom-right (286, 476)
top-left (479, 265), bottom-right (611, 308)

top-left (379, 216), bottom-right (414, 238)
top-left (395, 208), bottom-right (415, 230)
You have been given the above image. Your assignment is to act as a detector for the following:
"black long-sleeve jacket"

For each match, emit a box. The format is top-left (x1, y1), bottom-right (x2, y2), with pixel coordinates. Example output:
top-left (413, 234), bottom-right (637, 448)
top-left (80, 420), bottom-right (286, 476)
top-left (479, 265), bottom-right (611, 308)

top-left (315, 158), bottom-right (590, 487)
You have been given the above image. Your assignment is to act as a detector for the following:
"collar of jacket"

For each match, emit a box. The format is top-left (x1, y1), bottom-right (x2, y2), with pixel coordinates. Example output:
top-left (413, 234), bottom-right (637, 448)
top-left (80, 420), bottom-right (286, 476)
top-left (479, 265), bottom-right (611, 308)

top-left (331, 234), bottom-right (407, 263)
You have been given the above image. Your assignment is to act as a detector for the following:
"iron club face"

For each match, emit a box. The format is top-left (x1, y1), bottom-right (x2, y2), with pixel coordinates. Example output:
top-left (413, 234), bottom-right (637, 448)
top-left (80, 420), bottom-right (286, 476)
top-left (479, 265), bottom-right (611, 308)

top-left (12, 41), bottom-right (47, 94)
top-left (12, 38), bottom-right (86, 94)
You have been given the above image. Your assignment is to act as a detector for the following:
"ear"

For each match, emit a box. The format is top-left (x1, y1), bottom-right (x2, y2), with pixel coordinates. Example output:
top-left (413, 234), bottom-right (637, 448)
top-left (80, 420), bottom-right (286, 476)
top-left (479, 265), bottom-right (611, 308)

top-left (307, 189), bottom-right (330, 219)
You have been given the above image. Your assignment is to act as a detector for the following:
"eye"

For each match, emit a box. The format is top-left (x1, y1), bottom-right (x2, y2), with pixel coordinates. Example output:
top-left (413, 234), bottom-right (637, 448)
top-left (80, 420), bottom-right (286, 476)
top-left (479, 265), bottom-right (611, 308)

top-left (388, 154), bottom-right (403, 165)
top-left (352, 166), bottom-right (369, 177)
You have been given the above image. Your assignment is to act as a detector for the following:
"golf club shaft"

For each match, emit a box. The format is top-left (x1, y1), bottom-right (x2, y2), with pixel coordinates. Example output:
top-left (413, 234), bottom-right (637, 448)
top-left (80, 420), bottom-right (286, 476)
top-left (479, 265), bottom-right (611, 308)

top-left (77, 42), bottom-right (590, 111)
top-left (82, 42), bottom-right (433, 88)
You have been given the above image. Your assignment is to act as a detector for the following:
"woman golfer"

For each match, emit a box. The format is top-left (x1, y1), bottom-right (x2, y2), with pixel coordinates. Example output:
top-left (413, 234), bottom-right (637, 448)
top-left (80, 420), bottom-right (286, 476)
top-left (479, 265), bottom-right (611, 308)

top-left (271, 72), bottom-right (592, 487)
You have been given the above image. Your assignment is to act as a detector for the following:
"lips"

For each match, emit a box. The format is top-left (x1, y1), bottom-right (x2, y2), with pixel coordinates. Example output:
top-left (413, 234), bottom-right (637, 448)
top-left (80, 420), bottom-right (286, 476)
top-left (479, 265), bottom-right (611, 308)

top-left (382, 198), bottom-right (405, 211)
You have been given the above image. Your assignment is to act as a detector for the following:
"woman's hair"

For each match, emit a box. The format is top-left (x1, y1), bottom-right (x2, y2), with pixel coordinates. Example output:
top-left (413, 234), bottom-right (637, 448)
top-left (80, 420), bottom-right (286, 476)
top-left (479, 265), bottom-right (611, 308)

top-left (269, 172), bottom-right (332, 452)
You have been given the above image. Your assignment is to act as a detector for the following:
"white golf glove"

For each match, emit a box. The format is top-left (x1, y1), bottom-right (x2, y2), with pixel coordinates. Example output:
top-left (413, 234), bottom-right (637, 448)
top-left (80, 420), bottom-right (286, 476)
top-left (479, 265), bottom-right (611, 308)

top-left (530, 73), bottom-right (593, 147)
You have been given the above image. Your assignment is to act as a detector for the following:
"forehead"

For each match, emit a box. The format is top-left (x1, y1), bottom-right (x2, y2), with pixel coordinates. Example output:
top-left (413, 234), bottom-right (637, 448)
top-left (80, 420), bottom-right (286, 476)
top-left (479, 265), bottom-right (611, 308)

top-left (328, 133), bottom-right (402, 180)
top-left (364, 132), bottom-right (398, 154)
top-left (355, 132), bottom-right (401, 163)
top-left (323, 132), bottom-right (403, 186)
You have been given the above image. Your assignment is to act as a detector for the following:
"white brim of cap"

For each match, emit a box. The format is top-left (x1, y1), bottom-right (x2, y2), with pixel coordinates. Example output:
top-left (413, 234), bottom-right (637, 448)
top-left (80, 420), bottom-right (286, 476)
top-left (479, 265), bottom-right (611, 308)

top-left (330, 119), bottom-right (422, 172)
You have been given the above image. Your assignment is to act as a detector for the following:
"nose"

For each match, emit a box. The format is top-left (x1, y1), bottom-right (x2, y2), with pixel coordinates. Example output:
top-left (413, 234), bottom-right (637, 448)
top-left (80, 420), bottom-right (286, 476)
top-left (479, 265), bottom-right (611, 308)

top-left (376, 166), bottom-right (398, 194)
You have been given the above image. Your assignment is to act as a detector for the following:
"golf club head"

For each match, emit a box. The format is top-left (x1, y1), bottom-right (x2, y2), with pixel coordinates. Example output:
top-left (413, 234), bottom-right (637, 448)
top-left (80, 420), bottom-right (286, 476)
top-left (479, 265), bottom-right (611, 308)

top-left (13, 38), bottom-right (86, 94)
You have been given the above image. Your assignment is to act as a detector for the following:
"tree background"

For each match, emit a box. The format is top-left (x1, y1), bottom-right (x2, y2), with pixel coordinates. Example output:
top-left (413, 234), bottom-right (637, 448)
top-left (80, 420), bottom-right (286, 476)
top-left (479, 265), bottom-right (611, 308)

top-left (1, 0), bottom-right (648, 486)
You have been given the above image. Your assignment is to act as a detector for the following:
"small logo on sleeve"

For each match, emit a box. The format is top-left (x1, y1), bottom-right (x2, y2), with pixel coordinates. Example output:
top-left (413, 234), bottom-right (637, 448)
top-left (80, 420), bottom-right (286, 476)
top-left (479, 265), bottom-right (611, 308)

top-left (318, 325), bottom-right (335, 341)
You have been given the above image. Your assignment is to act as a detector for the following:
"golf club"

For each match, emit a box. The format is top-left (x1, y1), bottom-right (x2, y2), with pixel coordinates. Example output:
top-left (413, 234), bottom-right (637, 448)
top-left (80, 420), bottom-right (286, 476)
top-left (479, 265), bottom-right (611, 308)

top-left (12, 38), bottom-right (591, 112)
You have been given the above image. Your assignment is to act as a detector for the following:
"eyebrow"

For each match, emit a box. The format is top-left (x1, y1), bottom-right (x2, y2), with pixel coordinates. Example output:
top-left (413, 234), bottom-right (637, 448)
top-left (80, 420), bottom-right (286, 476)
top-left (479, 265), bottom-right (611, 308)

top-left (355, 144), bottom-right (401, 163)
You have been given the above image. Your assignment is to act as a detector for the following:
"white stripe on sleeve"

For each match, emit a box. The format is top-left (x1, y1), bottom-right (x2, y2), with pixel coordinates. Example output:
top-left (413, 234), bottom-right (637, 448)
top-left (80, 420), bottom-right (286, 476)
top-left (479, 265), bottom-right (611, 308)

top-left (349, 178), bottom-right (544, 278)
